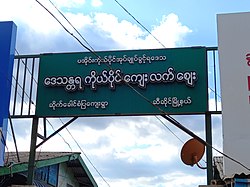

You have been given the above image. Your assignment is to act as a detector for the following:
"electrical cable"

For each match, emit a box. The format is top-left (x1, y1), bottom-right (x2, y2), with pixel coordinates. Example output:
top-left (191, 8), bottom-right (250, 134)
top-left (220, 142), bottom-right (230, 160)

top-left (161, 114), bottom-right (250, 172)
top-left (12, 74), bottom-right (34, 104)
top-left (14, 49), bottom-right (73, 152)
top-left (114, 0), bottom-right (220, 113)
top-left (32, 1), bottom-right (111, 183)
top-left (8, 115), bottom-right (20, 163)
top-left (14, 51), bottom-right (90, 181)
top-left (35, 0), bottom-right (95, 53)
top-left (113, 0), bottom-right (166, 48)
top-left (155, 115), bottom-right (185, 144)
top-left (209, 87), bottom-right (221, 99)
top-left (13, 51), bottom-right (96, 185)
top-left (115, 0), bottom-right (222, 112)
top-left (155, 115), bottom-right (208, 165)
top-left (56, 117), bottom-right (110, 187)
top-left (45, 118), bottom-right (73, 152)
top-left (15, 49), bottom-right (38, 84)
top-left (34, 0), bottom-right (250, 175)
top-left (47, 0), bottom-right (95, 52)
top-left (0, 51), bottom-right (34, 166)
top-left (63, 124), bottom-right (111, 187)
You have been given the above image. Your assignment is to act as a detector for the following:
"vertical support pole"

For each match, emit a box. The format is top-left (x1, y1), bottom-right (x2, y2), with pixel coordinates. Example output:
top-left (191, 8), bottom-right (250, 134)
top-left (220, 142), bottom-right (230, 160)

top-left (205, 112), bottom-right (213, 184)
top-left (27, 117), bottom-right (39, 185)
top-left (213, 50), bottom-right (218, 111)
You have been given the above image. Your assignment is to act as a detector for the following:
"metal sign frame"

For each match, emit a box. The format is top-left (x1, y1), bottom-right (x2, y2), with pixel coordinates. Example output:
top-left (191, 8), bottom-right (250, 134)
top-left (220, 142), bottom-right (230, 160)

top-left (9, 47), bottom-right (220, 185)
top-left (36, 47), bottom-right (208, 117)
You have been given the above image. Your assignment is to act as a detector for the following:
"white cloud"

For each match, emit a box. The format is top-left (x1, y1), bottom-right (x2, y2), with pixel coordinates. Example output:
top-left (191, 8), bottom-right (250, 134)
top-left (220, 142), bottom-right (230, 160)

top-left (64, 12), bottom-right (93, 30)
top-left (114, 143), bottom-right (178, 163)
top-left (65, 117), bottom-right (179, 163)
top-left (91, 0), bottom-right (103, 7)
top-left (96, 172), bottom-right (206, 187)
top-left (5, 115), bottom-right (212, 187)
top-left (92, 12), bottom-right (192, 49)
top-left (209, 97), bottom-right (222, 111)
top-left (0, 0), bottom-right (63, 35)
top-left (52, 0), bottom-right (86, 8)
top-left (0, 1), bottom-right (192, 53)
top-left (93, 12), bottom-right (145, 49)
top-left (146, 13), bottom-right (192, 48)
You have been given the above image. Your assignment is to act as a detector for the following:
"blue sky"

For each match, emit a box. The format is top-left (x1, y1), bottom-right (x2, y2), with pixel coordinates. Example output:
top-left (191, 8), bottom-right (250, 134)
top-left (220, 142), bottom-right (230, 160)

top-left (1, 0), bottom-right (250, 187)
top-left (57, 0), bottom-right (250, 48)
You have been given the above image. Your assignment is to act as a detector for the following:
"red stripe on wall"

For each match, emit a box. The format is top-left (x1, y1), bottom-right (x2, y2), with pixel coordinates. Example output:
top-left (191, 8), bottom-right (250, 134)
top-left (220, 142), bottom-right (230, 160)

top-left (248, 76), bottom-right (250, 91)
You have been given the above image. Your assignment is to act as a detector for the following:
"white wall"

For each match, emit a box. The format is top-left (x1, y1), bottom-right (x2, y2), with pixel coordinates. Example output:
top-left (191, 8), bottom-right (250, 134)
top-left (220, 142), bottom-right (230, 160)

top-left (217, 12), bottom-right (250, 177)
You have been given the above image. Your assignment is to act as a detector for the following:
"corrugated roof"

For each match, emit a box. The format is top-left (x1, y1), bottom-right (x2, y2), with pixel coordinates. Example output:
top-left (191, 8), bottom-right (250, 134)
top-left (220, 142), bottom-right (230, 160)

top-left (213, 156), bottom-right (250, 181)
top-left (214, 156), bottom-right (224, 179)
top-left (1, 152), bottom-right (98, 187)
top-left (5, 152), bottom-right (77, 164)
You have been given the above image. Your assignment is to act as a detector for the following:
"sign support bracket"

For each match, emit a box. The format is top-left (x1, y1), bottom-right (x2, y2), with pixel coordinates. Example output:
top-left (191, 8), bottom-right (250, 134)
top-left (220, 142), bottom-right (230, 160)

top-left (27, 116), bottom-right (39, 185)
top-left (27, 116), bottom-right (78, 185)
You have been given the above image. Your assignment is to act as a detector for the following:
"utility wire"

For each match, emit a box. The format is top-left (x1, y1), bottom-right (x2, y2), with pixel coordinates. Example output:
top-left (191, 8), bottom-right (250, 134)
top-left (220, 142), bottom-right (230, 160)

top-left (161, 114), bottom-right (250, 172)
top-left (14, 49), bottom-right (73, 151)
top-left (35, 0), bottom-right (95, 53)
top-left (155, 115), bottom-right (184, 144)
top-left (114, 0), bottom-right (222, 111)
top-left (10, 73), bottom-right (73, 160)
top-left (10, 66), bottom-right (76, 181)
top-left (47, 0), bottom-right (95, 52)
top-left (58, 118), bottom-right (110, 187)
top-left (114, 0), bottom-right (219, 111)
top-left (113, 0), bottom-right (166, 48)
top-left (15, 50), bottom-right (38, 85)
top-left (155, 115), bottom-right (207, 164)
top-left (34, 0), bottom-right (250, 174)
top-left (34, 1), bottom-right (110, 185)
top-left (45, 119), bottom-right (73, 152)
top-left (209, 87), bottom-right (221, 99)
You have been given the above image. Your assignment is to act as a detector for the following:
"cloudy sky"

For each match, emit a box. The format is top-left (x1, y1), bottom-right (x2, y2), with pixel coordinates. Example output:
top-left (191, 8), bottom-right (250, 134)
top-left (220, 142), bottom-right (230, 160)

top-left (1, 0), bottom-right (250, 187)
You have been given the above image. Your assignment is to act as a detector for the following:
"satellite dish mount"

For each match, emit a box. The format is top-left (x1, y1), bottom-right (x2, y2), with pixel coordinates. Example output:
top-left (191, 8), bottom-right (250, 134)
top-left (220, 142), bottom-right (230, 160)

top-left (180, 138), bottom-right (206, 169)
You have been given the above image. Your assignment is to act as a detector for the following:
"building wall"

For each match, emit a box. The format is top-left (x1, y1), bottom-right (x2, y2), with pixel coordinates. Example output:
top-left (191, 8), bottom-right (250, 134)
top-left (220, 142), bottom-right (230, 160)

top-left (33, 164), bottom-right (58, 186)
top-left (217, 12), bottom-right (250, 177)
top-left (58, 162), bottom-right (79, 187)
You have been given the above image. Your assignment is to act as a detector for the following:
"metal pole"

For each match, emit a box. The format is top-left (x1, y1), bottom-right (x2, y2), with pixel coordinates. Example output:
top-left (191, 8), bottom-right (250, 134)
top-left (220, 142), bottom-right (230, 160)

top-left (160, 114), bottom-right (213, 183)
top-left (205, 113), bottom-right (213, 184)
top-left (27, 117), bottom-right (39, 185)
top-left (8, 115), bottom-right (20, 162)
top-left (213, 50), bottom-right (218, 111)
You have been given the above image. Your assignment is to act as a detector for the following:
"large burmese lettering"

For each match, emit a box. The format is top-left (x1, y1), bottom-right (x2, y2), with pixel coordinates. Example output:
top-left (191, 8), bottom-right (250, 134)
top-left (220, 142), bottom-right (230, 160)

top-left (43, 67), bottom-right (198, 92)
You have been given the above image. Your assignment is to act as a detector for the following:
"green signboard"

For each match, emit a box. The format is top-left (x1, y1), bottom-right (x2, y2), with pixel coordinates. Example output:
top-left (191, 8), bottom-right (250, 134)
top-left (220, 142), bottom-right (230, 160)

top-left (36, 47), bottom-right (207, 117)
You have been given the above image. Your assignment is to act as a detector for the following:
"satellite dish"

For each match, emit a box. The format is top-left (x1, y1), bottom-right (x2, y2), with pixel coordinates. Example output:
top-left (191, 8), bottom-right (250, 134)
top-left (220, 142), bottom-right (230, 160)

top-left (180, 138), bottom-right (205, 167)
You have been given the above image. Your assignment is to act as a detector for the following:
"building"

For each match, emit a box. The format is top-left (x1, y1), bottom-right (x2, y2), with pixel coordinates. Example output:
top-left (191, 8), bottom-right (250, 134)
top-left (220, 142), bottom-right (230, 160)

top-left (0, 152), bottom-right (98, 187)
